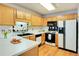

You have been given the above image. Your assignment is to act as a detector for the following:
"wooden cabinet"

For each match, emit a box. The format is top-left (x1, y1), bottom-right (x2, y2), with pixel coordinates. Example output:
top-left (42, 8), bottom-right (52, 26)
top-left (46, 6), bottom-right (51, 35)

top-left (0, 4), bottom-right (15, 25)
top-left (25, 13), bottom-right (32, 22)
top-left (41, 33), bottom-right (45, 44)
top-left (16, 10), bottom-right (25, 19)
top-left (25, 36), bottom-right (29, 39)
top-left (29, 35), bottom-right (35, 41)
top-left (16, 10), bottom-right (32, 22)
top-left (43, 18), bottom-right (47, 26)
top-left (31, 15), bottom-right (43, 26)
top-left (25, 12), bottom-right (31, 20)
top-left (47, 13), bottom-right (77, 21)
top-left (55, 32), bottom-right (58, 47)
top-left (20, 46), bottom-right (38, 56)
top-left (31, 15), bottom-right (38, 26)
top-left (25, 13), bottom-right (32, 25)
top-left (24, 35), bottom-right (35, 41)
top-left (16, 10), bottom-right (26, 22)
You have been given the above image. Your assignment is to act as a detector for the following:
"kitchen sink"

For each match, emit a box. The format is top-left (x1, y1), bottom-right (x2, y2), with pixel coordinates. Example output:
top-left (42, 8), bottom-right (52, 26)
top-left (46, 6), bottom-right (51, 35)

top-left (17, 33), bottom-right (33, 36)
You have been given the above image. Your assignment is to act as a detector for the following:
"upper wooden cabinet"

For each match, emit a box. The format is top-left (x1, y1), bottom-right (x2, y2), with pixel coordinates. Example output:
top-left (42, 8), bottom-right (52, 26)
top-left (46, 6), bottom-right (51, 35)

top-left (42, 18), bottom-right (47, 26)
top-left (24, 35), bottom-right (35, 41)
top-left (16, 10), bottom-right (25, 19)
top-left (16, 10), bottom-right (32, 22)
top-left (31, 15), bottom-right (42, 26)
top-left (0, 4), bottom-right (15, 25)
top-left (24, 12), bottom-right (32, 23)
top-left (16, 10), bottom-right (26, 22)
top-left (47, 13), bottom-right (77, 21)
top-left (25, 12), bottom-right (31, 20)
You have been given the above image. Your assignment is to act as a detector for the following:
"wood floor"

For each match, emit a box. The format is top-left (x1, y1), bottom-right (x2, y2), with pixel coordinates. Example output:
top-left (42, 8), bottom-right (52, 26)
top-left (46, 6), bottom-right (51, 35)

top-left (39, 44), bottom-right (79, 56)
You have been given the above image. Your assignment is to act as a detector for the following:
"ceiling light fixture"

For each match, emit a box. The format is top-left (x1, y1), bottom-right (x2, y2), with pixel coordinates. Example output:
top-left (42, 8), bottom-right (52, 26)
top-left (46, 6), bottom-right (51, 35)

top-left (40, 3), bottom-right (55, 11)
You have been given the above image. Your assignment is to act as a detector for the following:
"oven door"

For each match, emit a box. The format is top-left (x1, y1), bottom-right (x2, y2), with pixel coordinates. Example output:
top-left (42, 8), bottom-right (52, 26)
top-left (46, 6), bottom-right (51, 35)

top-left (45, 33), bottom-right (55, 43)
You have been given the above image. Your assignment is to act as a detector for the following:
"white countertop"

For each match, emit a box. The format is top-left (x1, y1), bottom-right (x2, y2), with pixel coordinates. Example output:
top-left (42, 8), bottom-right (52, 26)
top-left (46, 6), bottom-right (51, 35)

top-left (14, 31), bottom-right (48, 35)
top-left (0, 31), bottom-right (57, 56)
top-left (0, 35), bottom-right (38, 56)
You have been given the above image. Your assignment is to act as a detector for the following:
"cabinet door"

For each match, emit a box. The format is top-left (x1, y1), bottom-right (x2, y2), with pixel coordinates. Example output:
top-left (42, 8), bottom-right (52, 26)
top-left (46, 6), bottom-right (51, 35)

top-left (43, 18), bottom-right (47, 26)
top-left (25, 12), bottom-right (31, 22)
top-left (29, 35), bottom-right (35, 41)
top-left (16, 10), bottom-right (27, 22)
top-left (55, 32), bottom-right (58, 47)
top-left (41, 33), bottom-right (45, 44)
top-left (0, 5), bottom-right (2, 24)
top-left (16, 10), bottom-right (24, 19)
top-left (24, 36), bottom-right (30, 40)
top-left (31, 15), bottom-right (43, 26)
top-left (37, 16), bottom-right (42, 26)
top-left (0, 4), bottom-right (15, 25)
top-left (31, 15), bottom-right (38, 26)
top-left (25, 13), bottom-right (31, 20)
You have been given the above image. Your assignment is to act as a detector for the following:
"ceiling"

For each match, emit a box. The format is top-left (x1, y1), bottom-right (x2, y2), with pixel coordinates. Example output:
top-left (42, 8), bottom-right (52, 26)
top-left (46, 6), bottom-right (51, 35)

top-left (15, 3), bottom-right (79, 15)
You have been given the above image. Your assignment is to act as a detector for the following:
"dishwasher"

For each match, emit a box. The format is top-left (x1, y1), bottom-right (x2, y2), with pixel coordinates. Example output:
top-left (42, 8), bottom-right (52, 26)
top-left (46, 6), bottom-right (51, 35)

top-left (35, 34), bottom-right (42, 45)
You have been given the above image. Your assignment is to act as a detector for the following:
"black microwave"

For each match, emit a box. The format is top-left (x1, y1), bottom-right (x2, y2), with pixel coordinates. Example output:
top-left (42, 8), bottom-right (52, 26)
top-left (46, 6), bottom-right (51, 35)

top-left (47, 21), bottom-right (57, 26)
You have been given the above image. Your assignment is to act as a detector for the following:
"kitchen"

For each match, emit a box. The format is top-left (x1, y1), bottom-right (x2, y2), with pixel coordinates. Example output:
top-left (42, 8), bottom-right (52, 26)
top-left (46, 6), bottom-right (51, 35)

top-left (0, 3), bottom-right (79, 56)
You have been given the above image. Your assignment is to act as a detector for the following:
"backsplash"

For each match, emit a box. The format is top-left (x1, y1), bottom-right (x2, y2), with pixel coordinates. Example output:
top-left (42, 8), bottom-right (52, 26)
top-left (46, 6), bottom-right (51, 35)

top-left (28, 26), bottom-right (48, 32)
top-left (0, 26), bottom-right (12, 30)
top-left (0, 25), bottom-right (48, 39)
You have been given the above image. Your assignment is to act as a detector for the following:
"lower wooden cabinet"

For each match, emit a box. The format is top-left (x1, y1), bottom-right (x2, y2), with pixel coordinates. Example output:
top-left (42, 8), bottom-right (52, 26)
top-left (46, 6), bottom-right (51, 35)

top-left (24, 33), bottom-right (46, 45)
top-left (20, 46), bottom-right (39, 56)
top-left (24, 35), bottom-right (35, 41)
top-left (41, 33), bottom-right (45, 44)
top-left (55, 32), bottom-right (58, 47)
top-left (29, 35), bottom-right (35, 41)
top-left (25, 36), bottom-right (29, 39)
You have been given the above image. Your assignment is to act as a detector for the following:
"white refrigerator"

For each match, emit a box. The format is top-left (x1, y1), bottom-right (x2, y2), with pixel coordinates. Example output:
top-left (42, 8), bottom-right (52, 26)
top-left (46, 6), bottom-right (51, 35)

top-left (58, 21), bottom-right (64, 48)
top-left (65, 20), bottom-right (76, 52)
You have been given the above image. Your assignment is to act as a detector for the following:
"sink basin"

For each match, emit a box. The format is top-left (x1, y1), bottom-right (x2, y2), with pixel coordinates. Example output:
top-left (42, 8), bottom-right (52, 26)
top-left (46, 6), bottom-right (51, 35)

top-left (17, 33), bottom-right (33, 36)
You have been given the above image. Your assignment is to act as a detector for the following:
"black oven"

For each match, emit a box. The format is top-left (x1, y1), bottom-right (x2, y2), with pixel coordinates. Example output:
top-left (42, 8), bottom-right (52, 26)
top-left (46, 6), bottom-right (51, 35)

top-left (45, 33), bottom-right (55, 43)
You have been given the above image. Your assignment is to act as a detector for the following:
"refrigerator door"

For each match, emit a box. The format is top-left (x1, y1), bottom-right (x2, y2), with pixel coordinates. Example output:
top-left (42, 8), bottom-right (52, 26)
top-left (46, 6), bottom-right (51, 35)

top-left (57, 21), bottom-right (64, 27)
top-left (65, 20), bottom-right (76, 52)
top-left (78, 19), bottom-right (79, 53)
top-left (58, 34), bottom-right (63, 48)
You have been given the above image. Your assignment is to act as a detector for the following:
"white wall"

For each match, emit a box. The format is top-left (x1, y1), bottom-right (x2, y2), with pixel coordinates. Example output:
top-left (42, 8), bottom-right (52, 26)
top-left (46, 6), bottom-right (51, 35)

top-left (28, 26), bottom-right (48, 33)
top-left (44, 9), bottom-right (78, 17)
